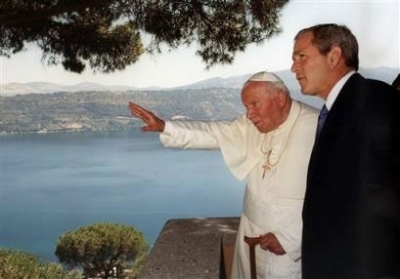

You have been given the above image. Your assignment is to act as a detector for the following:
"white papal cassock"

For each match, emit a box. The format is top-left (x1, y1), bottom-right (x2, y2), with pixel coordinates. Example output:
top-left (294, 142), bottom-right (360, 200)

top-left (159, 100), bottom-right (318, 279)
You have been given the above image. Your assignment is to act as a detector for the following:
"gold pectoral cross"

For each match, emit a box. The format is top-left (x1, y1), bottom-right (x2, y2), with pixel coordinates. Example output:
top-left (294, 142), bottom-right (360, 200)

top-left (261, 150), bottom-right (273, 179)
top-left (262, 162), bottom-right (270, 179)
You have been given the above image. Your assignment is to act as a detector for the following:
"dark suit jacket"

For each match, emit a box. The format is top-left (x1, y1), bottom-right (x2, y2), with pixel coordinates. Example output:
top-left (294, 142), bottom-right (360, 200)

top-left (302, 73), bottom-right (400, 279)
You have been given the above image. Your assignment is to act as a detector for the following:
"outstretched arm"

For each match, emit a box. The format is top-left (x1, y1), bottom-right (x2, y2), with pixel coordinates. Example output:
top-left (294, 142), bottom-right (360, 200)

top-left (128, 102), bottom-right (165, 132)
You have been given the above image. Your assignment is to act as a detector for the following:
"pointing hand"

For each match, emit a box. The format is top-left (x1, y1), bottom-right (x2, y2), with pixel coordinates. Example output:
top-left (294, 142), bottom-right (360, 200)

top-left (128, 102), bottom-right (165, 132)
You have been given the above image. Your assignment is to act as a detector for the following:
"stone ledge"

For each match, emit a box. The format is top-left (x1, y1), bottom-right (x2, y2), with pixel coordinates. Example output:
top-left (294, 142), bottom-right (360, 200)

top-left (139, 217), bottom-right (240, 279)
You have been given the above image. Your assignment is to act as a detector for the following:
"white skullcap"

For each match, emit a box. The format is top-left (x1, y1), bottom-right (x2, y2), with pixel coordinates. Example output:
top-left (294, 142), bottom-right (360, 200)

top-left (247, 71), bottom-right (284, 84)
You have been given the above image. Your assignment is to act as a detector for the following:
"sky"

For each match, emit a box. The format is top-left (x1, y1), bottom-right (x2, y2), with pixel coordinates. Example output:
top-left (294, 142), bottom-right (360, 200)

top-left (0, 0), bottom-right (399, 88)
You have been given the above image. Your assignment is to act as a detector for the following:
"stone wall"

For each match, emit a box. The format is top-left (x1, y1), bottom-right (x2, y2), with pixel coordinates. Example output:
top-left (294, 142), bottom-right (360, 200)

top-left (139, 217), bottom-right (240, 279)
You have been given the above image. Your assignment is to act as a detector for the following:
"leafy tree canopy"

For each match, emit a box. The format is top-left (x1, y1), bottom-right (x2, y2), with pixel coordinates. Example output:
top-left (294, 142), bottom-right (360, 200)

top-left (0, 249), bottom-right (69, 279)
top-left (55, 222), bottom-right (148, 279)
top-left (0, 0), bottom-right (289, 73)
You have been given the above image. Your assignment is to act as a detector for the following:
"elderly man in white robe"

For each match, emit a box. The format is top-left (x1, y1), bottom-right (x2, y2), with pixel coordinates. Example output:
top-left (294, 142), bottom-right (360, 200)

top-left (129, 71), bottom-right (318, 279)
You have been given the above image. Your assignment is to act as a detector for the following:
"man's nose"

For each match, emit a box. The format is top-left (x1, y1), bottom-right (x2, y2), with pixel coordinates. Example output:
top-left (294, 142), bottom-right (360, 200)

top-left (246, 108), bottom-right (254, 120)
top-left (290, 62), bottom-right (298, 73)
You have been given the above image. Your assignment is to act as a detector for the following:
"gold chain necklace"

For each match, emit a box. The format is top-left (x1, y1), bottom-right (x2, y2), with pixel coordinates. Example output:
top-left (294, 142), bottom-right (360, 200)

top-left (261, 133), bottom-right (277, 179)
top-left (261, 103), bottom-right (302, 179)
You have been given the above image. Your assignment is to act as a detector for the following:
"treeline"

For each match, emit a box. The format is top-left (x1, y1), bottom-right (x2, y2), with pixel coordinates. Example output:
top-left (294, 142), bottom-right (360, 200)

top-left (0, 223), bottom-right (148, 279)
top-left (0, 88), bottom-right (243, 135)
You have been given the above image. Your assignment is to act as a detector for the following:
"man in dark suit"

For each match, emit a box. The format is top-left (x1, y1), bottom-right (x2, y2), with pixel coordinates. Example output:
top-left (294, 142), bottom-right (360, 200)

top-left (291, 23), bottom-right (400, 279)
top-left (392, 74), bottom-right (400, 92)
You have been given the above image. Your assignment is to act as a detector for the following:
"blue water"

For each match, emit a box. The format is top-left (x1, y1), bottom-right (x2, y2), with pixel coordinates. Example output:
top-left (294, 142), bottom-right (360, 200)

top-left (0, 130), bottom-right (245, 262)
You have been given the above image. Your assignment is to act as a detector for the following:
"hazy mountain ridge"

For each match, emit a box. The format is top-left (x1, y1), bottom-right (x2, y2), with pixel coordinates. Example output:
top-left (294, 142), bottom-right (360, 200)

top-left (0, 82), bottom-right (139, 96)
top-left (1, 67), bottom-right (397, 96)
top-left (0, 88), bottom-right (244, 135)
top-left (0, 67), bottom-right (397, 135)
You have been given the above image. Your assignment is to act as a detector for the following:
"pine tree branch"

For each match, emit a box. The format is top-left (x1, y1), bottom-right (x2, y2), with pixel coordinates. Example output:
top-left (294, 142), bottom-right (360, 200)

top-left (0, 0), bottom-right (113, 26)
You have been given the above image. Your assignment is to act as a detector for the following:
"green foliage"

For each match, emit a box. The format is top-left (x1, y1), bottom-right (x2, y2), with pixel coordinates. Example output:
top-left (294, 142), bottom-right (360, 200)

top-left (0, 249), bottom-right (68, 279)
top-left (0, 0), bottom-right (289, 73)
top-left (55, 222), bottom-right (148, 279)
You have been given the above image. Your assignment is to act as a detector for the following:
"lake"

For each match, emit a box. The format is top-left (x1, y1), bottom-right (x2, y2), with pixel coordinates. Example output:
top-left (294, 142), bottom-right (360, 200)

top-left (0, 130), bottom-right (245, 262)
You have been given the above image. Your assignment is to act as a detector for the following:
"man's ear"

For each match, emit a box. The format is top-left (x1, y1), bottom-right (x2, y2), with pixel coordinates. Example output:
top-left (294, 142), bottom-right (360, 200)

top-left (277, 91), bottom-right (288, 107)
top-left (327, 46), bottom-right (342, 68)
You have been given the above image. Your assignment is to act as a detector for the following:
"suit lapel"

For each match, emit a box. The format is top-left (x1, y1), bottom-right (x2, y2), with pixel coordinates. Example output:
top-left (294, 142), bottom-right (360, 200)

top-left (308, 73), bottom-right (364, 179)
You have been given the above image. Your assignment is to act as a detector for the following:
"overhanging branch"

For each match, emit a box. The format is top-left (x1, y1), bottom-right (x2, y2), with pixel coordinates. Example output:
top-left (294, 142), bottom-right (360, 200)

top-left (0, 0), bottom-right (113, 26)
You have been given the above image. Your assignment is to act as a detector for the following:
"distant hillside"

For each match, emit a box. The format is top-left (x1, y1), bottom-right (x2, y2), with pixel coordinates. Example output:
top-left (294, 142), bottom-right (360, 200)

top-left (0, 82), bottom-right (138, 96)
top-left (0, 88), bottom-right (244, 135)
top-left (0, 67), bottom-right (398, 135)
top-left (1, 67), bottom-right (397, 96)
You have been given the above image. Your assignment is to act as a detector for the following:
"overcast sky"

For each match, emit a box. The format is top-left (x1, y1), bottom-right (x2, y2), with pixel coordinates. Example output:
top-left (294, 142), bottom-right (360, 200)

top-left (1, 0), bottom-right (399, 88)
